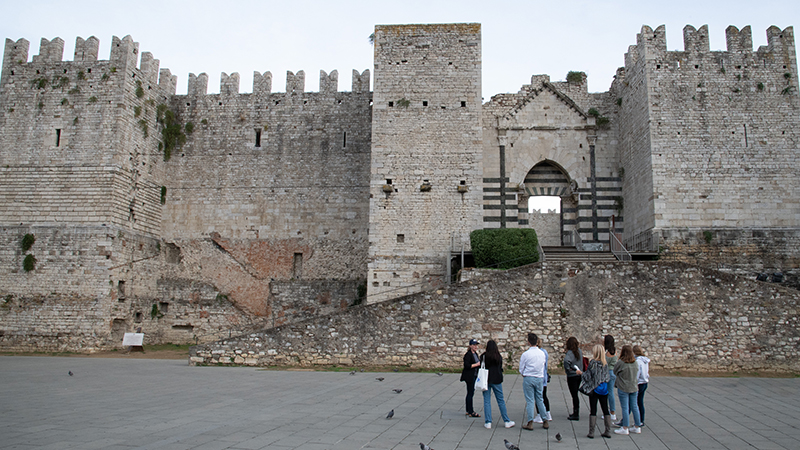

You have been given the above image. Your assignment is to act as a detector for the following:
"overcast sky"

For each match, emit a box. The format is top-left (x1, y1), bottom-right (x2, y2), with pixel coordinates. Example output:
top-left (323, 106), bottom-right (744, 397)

top-left (1, 0), bottom-right (798, 98)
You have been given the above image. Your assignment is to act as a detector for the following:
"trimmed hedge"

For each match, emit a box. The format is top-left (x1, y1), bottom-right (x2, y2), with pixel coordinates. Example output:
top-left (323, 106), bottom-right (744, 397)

top-left (470, 228), bottom-right (539, 270)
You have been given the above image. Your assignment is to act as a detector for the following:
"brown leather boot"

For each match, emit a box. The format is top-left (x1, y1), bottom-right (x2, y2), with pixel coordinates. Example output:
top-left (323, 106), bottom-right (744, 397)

top-left (522, 420), bottom-right (534, 430)
top-left (542, 419), bottom-right (549, 429)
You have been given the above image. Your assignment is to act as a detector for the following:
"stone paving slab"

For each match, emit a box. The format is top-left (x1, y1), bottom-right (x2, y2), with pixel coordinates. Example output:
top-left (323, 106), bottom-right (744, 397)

top-left (1, 356), bottom-right (798, 449)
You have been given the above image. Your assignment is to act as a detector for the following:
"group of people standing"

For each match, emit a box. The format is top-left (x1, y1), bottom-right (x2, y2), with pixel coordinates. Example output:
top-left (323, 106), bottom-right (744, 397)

top-left (460, 334), bottom-right (650, 438)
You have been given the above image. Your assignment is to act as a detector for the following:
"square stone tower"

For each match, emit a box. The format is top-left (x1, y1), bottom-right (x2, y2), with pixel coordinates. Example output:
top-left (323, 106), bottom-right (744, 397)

top-left (367, 24), bottom-right (484, 303)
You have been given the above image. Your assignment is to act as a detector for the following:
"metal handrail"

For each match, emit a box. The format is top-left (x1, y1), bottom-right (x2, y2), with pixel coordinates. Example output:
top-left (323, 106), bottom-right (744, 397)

top-left (610, 232), bottom-right (632, 261)
top-left (623, 228), bottom-right (660, 253)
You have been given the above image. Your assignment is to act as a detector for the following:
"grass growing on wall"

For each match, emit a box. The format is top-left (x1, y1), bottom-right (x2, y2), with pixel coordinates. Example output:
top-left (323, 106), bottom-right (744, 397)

top-left (21, 234), bottom-right (35, 252)
top-left (157, 104), bottom-right (187, 161)
top-left (23, 254), bottom-right (36, 272)
top-left (470, 228), bottom-right (539, 270)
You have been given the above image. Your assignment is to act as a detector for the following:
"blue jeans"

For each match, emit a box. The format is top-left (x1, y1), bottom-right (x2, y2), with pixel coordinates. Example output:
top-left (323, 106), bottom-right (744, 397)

top-left (522, 376), bottom-right (547, 423)
top-left (607, 370), bottom-right (617, 412)
top-left (617, 389), bottom-right (641, 428)
top-left (483, 383), bottom-right (511, 424)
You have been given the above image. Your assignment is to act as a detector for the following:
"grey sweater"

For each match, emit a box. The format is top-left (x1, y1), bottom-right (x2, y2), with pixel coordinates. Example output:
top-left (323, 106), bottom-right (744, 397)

top-left (613, 360), bottom-right (639, 393)
top-left (563, 349), bottom-right (583, 377)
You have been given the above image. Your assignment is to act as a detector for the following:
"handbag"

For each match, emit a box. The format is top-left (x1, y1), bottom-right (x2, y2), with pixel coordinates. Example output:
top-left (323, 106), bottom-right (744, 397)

top-left (579, 370), bottom-right (593, 395)
top-left (475, 360), bottom-right (489, 391)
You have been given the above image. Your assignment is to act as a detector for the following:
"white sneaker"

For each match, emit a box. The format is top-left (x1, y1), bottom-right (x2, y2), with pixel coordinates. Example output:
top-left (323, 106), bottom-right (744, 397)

top-left (630, 426), bottom-right (641, 434)
top-left (484, 422), bottom-right (491, 429)
top-left (504, 421), bottom-right (515, 428)
top-left (532, 414), bottom-right (543, 423)
top-left (614, 427), bottom-right (629, 435)
top-left (547, 412), bottom-right (552, 421)
top-left (611, 414), bottom-right (617, 421)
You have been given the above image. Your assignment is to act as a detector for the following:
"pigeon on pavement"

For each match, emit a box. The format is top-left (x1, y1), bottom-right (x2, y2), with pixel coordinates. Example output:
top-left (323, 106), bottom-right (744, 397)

top-left (68, 371), bottom-right (73, 376)
top-left (392, 389), bottom-right (403, 393)
top-left (419, 443), bottom-right (433, 450)
top-left (503, 439), bottom-right (519, 450)
top-left (386, 409), bottom-right (394, 419)
top-left (393, 368), bottom-right (399, 372)
top-left (436, 372), bottom-right (443, 376)
top-left (376, 377), bottom-right (385, 381)
top-left (555, 432), bottom-right (562, 442)
top-left (349, 370), bottom-right (356, 375)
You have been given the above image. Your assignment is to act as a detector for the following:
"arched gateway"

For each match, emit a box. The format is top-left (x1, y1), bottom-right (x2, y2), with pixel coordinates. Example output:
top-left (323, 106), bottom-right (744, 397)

top-left (519, 161), bottom-right (578, 247)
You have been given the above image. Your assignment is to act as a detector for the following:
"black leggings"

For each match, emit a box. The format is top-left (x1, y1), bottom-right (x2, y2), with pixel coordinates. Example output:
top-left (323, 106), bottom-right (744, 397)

top-left (535, 385), bottom-right (551, 414)
top-left (638, 383), bottom-right (648, 423)
top-left (588, 392), bottom-right (610, 416)
top-left (567, 375), bottom-right (581, 412)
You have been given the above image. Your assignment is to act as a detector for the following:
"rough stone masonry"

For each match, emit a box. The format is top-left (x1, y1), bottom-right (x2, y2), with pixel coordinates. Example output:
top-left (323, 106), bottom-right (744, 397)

top-left (1, 23), bottom-right (799, 360)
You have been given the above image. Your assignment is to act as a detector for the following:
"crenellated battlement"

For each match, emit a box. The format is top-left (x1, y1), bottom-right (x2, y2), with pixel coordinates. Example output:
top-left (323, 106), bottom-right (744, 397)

top-left (183, 68), bottom-right (369, 97)
top-left (73, 36), bottom-right (99, 61)
top-left (625, 24), bottom-right (797, 64)
top-left (1, 35), bottom-right (175, 90)
top-left (31, 37), bottom-right (64, 63)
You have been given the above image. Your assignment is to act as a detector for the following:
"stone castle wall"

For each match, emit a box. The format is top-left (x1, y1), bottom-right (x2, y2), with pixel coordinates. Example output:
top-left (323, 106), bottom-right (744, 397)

top-left (0, 36), bottom-right (176, 236)
top-left (367, 24), bottom-right (485, 302)
top-left (191, 261), bottom-right (800, 373)
top-left (620, 25), bottom-right (800, 240)
top-left (1, 24), bottom-right (799, 353)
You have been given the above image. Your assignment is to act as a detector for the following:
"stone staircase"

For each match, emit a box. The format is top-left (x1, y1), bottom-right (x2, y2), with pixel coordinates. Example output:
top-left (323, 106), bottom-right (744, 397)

top-left (541, 246), bottom-right (618, 262)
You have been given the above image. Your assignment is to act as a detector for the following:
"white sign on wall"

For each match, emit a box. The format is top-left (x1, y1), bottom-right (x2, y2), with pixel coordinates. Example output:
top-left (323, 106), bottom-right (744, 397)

top-left (122, 333), bottom-right (144, 346)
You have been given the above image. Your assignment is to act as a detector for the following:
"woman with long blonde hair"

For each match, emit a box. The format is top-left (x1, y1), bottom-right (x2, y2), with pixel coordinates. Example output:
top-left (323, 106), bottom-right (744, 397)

top-left (585, 344), bottom-right (612, 438)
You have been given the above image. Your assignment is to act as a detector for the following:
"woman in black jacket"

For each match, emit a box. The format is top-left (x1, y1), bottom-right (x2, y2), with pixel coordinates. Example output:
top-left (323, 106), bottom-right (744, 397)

top-left (460, 338), bottom-right (481, 417)
top-left (480, 340), bottom-right (515, 429)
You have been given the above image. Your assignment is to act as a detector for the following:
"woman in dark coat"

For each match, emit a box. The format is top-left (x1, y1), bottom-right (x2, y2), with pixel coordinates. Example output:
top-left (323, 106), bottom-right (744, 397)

top-left (460, 338), bottom-right (481, 417)
top-left (563, 336), bottom-right (584, 420)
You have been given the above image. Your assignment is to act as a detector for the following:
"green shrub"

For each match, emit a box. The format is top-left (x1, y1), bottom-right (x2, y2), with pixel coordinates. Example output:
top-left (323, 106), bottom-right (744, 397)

top-left (160, 186), bottom-right (167, 205)
top-left (470, 228), bottom-right (539, 270)
top-left (23, 254), bottom-right (36, 272)
top-left (566, 71), bottom-right (585, 83)
top-left (587, 107), bottom-right (600, 117)
top-left (21, 234), bottom-right (35, 252)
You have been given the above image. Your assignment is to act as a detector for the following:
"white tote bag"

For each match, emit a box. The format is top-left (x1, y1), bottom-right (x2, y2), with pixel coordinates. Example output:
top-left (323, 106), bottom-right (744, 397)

top-left (475, 360), bottom-right (489, 391)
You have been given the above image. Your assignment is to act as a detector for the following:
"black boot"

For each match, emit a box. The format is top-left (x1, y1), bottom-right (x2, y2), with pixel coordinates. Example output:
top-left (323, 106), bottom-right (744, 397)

top-left (568, 408), bottom-right (579, 421)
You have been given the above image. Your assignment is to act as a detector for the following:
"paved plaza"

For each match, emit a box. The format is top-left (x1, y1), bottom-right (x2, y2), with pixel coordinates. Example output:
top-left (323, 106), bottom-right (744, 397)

top-left (1, 356), bottom-right (798, 449)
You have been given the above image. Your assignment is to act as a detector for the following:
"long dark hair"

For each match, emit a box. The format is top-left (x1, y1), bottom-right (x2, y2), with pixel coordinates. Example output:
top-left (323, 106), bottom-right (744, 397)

top-left (483, 339), bottom-right (502, 366)
top-left (604, 334), bottom-right (616, 355)
top-left (565, 336), bottom-right (579, 356)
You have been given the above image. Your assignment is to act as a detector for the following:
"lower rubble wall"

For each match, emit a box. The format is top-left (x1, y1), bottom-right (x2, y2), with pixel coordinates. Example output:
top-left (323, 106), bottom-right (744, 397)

top-left (190, 261), bottom-right (800, 373)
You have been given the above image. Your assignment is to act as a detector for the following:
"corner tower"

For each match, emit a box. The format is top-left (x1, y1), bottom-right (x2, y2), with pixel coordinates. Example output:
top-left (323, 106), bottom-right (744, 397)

top-left (367, 24), bottom-right (484, 303)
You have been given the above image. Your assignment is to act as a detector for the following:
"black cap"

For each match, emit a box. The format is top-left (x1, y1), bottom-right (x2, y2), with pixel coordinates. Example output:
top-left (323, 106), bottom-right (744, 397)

top-left (469, 339), bottom-right (479, 346)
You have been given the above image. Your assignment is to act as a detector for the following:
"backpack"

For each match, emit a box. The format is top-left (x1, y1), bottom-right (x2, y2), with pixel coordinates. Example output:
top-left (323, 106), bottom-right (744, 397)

top-left (583, 356), bottom-right (589, 371)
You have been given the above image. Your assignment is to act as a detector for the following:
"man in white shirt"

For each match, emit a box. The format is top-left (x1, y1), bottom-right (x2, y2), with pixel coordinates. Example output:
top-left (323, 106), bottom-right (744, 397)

top-left (519, 332), bottom-right (549, 430)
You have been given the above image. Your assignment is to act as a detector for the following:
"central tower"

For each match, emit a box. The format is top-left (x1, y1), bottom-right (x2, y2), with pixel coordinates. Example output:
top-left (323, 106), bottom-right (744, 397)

top-left (367, 24), bottom-right (484, 303)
